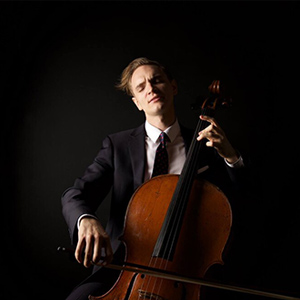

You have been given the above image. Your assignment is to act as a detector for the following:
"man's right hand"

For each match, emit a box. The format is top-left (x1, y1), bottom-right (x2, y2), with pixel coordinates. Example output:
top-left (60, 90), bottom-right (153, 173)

top-left (75, 217), bottom-right (113, 268)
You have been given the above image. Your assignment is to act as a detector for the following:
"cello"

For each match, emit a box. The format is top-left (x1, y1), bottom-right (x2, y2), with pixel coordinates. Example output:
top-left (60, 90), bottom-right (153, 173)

top-left (59, 80), bottom-right (300, 300)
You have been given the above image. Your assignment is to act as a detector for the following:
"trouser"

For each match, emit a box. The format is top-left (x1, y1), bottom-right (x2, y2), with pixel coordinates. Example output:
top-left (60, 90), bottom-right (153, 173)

top-left (65, 267), bottom-right (120, 300)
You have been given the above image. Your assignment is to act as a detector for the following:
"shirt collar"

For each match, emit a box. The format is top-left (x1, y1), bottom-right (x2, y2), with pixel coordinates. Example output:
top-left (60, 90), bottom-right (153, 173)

top-left (145, 119), bottom-right (181, 143)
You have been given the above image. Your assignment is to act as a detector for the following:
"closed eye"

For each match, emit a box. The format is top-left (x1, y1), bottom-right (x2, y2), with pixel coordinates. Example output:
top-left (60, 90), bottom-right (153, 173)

top-left (135, 75), bottom-right (164, 93)
top-left (151, 76), bottom-right (164, 84)
top-left (135, 83), bottom-right (145, 93)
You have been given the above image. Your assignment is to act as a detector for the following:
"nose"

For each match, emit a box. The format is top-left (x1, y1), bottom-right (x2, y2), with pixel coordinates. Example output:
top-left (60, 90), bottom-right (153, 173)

top-left (146, 81), bottom-right (156, 94)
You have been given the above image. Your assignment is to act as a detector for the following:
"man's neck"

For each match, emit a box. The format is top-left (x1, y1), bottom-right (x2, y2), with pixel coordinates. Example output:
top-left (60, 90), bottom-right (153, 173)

top-left (146, 114), bottom-right (176, 131)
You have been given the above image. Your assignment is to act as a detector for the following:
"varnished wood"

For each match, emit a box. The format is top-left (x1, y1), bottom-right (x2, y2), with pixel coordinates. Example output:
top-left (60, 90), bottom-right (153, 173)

top-left (89, 175), bottom-right (232, 300)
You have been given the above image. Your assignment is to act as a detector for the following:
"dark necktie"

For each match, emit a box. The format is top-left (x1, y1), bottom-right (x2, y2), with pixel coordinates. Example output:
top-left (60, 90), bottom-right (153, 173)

top-left (152, 132), bottom-right (169, 177)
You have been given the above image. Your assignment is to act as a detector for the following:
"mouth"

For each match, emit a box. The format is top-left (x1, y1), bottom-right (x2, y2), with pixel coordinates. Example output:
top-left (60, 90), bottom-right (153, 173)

top-left (149, 96), bottom-right (162, 103)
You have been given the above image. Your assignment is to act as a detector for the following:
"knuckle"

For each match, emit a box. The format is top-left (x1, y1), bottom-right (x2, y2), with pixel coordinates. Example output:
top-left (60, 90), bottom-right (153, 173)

top-left (102, 232), bottom-right (109, 238)
top-left (93, 232), bottom-right (101, 240)
top-left (86, 232), bottom-right (94, 241)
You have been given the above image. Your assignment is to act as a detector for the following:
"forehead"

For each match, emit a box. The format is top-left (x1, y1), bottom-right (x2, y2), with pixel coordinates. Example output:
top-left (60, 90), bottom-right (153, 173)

top-left (131, 65), bottom-right (166, 84)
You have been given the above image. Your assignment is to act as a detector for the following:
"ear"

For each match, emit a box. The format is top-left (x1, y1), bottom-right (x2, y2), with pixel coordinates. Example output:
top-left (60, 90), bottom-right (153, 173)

top-left (171, 79), bottom-right (178, 96)
top-left (132, 97), bottom-right (143, 111)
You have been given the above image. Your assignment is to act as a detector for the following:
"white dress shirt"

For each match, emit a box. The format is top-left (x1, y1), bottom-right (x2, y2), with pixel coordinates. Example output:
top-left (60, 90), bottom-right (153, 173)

top-left (144, 119), bottom-right (186, 182)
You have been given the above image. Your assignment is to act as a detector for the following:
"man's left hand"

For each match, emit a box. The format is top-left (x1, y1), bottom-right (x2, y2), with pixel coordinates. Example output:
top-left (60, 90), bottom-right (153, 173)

top-left (197, 115), bottom-right (239, 164)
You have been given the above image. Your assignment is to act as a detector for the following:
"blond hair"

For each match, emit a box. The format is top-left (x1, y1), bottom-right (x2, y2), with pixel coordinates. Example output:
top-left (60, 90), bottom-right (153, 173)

top-left (115, 57), bottom-right (173, 96)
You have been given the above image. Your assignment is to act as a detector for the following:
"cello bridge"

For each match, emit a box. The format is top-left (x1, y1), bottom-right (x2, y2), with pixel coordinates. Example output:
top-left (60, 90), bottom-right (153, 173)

top-left (138, 289), bottom-right (165, 300)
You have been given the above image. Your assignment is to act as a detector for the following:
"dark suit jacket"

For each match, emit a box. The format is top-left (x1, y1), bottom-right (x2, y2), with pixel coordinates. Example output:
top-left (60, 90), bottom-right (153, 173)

top-left (61, 123), bottom-right (248, 268)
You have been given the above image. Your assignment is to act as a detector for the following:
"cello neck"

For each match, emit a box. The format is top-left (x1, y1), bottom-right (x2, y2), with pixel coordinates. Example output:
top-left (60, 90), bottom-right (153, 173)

top-left (152, 107), bottom-right (213, 260)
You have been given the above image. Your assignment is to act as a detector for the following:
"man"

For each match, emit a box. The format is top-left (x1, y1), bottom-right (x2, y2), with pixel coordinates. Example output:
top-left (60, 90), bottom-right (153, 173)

top-left (62, 57), bottom-right (245, 299)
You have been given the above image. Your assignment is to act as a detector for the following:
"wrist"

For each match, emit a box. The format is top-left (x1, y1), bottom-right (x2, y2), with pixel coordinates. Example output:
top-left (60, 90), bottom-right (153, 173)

top-left (225, 154), bottom-right (239, 164)
top-left (225, 154), bottom-right (244, 169)
top-left (77, 214), bottom-right (98, 230)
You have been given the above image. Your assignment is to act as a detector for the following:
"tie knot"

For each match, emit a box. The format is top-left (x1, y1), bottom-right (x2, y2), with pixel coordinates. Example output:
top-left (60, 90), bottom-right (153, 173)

top-left (159, 132), bottom-right (168, 148)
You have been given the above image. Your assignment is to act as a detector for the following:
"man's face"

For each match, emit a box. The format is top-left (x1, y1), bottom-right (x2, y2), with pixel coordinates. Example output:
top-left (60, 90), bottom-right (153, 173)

top-left (130, 65), bottom-right (177, 119)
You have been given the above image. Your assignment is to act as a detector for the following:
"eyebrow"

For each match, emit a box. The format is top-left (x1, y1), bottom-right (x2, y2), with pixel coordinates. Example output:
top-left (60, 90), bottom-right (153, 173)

top-left (134, 74), bottom-right (164, 91)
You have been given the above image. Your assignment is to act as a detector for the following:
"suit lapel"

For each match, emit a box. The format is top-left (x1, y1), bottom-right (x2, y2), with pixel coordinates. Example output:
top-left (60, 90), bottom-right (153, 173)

top-left (128, 124), bottom-right (146, 190)
top-left (179, 124), bottom-right (194, 154)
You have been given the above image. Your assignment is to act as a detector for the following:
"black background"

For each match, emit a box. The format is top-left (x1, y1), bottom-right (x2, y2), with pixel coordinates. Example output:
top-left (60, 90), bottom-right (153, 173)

top-left (1, 1), bottom-right (300, 299)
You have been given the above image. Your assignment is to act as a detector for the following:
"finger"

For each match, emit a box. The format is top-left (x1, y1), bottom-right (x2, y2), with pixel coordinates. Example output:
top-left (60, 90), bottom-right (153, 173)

top-left (96, 233), bottom-right (113, 266)
top-left (200, 115), bottom-right (219, 127)
top-left (197, 127), bottom-right (220, 141)
top-left (103, 237), bottom-right (114, 266)
top-left (206, 140), bottom-right (220, 149)
top-left (206, 140), bottom-right (213, 147)
top-left (84, 235), bottom-right (93, 268)
top-left (206, 138), bottom-right (222, 150)
top-left (75, 238), bottom-right (85, 264)
top-left (207, 132), bottom-right (223, 141)
top-left (206, 131), bottom-right (219, 139)
top-left (197, 131), bottom-right (210, 141)
top-left (200, 115), bottom-right (225, 137)
top-left (197, 124), bottom-right (213, 140)
top-left (92, 233), bottom-right (101, 264)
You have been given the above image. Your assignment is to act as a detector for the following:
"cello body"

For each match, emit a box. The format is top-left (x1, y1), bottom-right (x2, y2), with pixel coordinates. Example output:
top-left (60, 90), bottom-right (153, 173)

top-left (90, 174), bottom-right (232, 300)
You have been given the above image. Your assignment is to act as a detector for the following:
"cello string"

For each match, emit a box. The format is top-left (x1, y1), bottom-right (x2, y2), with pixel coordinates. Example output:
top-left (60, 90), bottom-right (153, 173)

top-left (168, 107), bottom-right (210, 265)
top-left (165, 107), bottom-right (207, 258)
top-left (163, 115), bottom-right (205, 265)
top-left (154, 108), bottom-right (205, 260)
top-left (155, 111), bottom-right (205, 267)
top-left (142, 108), bottom-right (208, 299)
top-left (143, 178), bottom-right (193, 296)
top-left (141, 177), bottom-right (182, 299)
top-left (151, 110), bottom-right (208, 298)
top-left (143, 252), bottom-right (165, 299)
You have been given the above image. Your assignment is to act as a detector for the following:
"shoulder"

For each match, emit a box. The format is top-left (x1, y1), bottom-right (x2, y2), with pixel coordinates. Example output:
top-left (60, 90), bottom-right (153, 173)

top-left (103, 123), bottom-right (145, 146)
top-left (109, 123), bottom-right (145, 139)
top-left (94, 124), bottom-right (145, 161)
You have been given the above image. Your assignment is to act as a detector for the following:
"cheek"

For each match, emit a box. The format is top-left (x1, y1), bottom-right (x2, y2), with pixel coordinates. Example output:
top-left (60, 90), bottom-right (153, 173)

top-left (133, 98), bottom-right (144, 111)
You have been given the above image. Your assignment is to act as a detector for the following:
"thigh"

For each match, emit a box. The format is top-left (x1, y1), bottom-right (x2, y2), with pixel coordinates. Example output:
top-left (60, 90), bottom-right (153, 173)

top-left (65, 267), bottom-right (121, 300)
top-left (65, 281), bottom-right (103, 300)
top-left (66, 247), bottom-right (124, 300)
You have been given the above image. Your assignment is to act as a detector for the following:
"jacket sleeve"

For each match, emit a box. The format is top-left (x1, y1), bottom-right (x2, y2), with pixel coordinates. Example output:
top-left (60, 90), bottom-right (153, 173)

top-left (199, 147), bottom-right (257, 197)
top-left (61, 136), bottom-right (114, 245)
